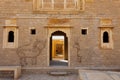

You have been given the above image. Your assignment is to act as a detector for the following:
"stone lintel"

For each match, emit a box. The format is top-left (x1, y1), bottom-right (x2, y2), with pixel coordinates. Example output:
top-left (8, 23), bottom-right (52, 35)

top-left (98, 26), bottom-right (114, 28)
top-left (44, 26), bottom-right (73, 28)
top-left (3, 26), bottom-right (18, 28)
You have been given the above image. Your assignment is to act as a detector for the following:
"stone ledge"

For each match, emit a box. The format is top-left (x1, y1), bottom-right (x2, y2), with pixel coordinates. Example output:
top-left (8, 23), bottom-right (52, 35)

top-left (48, 71), bottom-right (69, 76)
top-left (0, 66), bottom-right (21, 79)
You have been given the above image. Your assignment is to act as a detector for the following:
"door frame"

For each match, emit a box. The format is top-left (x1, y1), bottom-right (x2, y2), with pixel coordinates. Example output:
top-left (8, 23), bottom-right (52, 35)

top-left (46, 27), bottom-right (71, 67)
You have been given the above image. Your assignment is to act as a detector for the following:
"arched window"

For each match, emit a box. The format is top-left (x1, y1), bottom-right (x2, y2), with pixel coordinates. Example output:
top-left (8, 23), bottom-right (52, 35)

top-left (103, 31), bottom-right (109, 43)
top-left (8, 31), bottom-right (14, 42)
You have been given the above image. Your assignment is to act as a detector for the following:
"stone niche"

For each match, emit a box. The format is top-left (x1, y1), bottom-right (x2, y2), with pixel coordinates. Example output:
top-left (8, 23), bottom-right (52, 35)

top-left (99, 19), bottom-right (113, 49)
top-left (3, 19), bottom-right (18, 48)
top-left (100, 27), bottom-right (113, 49)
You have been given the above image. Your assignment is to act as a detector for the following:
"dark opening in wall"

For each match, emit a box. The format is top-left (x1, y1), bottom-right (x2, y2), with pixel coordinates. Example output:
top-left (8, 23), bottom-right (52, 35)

top-left (8, 31), bottom-right (14, 42)
top-left (103, 31), bottom-right (109, 43)
top-left (81, 29), bottom-right (87, 35)
top-left (31, 29), bottom-right (36, 35)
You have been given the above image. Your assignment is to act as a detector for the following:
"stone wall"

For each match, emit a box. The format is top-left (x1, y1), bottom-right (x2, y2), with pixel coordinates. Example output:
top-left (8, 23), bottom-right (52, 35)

top-left (0, 0), bottom-right (120, 68)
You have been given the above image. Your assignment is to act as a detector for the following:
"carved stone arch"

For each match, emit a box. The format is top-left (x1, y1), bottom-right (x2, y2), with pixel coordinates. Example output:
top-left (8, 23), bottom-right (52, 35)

top-left (46, 27), bottom-right (71, 66)
top-left (99, 27), bottom-right (113, 49)
top-left (48, 28), bottom-right (70, 38)
top-left (3, 26), bottom-right (18, 48)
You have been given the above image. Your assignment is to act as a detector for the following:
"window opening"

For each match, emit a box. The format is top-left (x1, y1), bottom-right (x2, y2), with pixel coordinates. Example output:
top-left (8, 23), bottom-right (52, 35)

top-left (81, 29), bottom-right (87, 35)
top-left (31, 29), bottom-right (36, 35)
top-left (8, 31), bottom-right (14, 42)
top-left (103, 31), bottom-right (109, 43)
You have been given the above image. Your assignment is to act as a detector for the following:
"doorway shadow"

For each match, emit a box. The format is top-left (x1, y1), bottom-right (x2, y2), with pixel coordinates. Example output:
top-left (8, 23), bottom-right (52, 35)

top-left (50, 59), bottom-right (68, 66)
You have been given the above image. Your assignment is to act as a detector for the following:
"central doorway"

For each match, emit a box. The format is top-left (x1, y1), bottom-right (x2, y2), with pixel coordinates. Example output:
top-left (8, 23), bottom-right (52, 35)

top-left (50, 31), bottom-right (68, 66)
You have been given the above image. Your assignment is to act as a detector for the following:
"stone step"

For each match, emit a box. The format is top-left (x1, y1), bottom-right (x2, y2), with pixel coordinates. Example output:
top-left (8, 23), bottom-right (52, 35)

top-left (22, 67), bottom-right (78, 74)
top-left (48, 71), bottom-right (69, 76)
top-left (23, 69), bottom-right (78, 75)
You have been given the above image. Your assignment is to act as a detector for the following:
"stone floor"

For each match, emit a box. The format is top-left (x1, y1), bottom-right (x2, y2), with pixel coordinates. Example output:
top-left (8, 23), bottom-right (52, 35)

top-left (79, 70), bottom-right (120, 80)
top-left (0, 73), bottom-right (78, 80)
top-left (50, 60), bottom-right (68, 66)
top-left (0, 70), bottom-right (120, 80)
top-left (18, 73), bottom-right (78, 80)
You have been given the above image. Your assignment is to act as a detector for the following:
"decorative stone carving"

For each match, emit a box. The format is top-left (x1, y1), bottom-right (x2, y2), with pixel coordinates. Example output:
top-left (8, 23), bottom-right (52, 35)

top-left (48, 18), bottom-right (70, 25)
top-left (16, 39), bottom-right (46, 66)
top-left (33, 0), bottom-right (85, 14)
top-left (73, 39), bottom-right (82, 62)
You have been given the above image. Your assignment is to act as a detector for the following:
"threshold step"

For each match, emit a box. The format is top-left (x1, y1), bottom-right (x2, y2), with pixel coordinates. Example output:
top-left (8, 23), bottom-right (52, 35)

top-left (48, 71), bottom-right (69, 76)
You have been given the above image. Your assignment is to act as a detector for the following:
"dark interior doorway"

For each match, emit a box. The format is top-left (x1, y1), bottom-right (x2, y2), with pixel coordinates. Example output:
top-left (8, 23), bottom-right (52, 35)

top-left (50, 31), bottom-right (68, 66)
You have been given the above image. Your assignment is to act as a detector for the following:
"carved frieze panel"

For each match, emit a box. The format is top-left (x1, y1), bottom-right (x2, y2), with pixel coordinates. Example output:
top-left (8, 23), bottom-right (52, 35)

top-left (33, 0), bottom-right (85, 14)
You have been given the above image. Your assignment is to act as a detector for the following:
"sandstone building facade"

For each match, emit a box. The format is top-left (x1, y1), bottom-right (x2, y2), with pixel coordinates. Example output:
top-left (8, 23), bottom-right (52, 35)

top-left (0, 0), bottom-right (120, 69)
